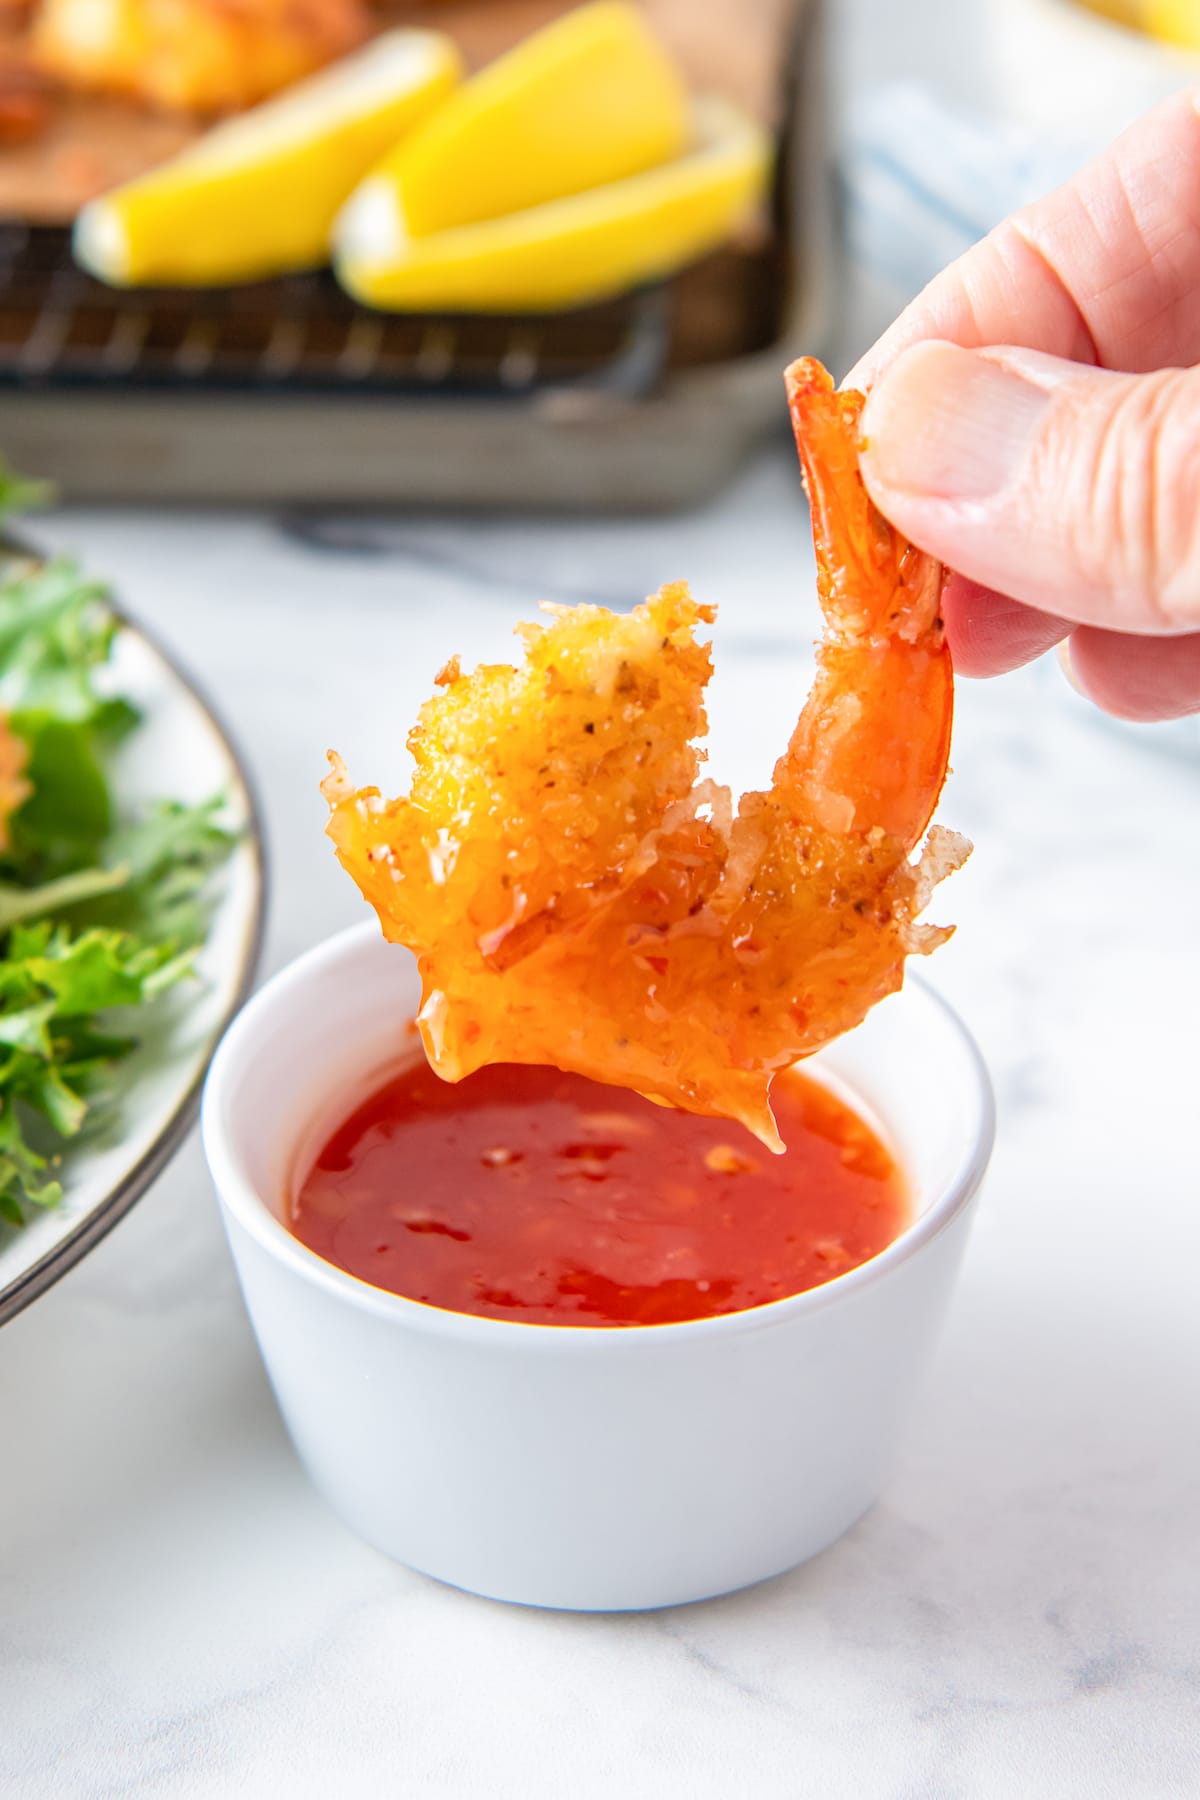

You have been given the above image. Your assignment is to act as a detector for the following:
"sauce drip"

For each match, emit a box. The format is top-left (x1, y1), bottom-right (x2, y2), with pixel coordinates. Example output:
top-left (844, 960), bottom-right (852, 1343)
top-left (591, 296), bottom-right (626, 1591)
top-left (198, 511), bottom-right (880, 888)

top-left (291, 1060), bottom-right (909, 1328)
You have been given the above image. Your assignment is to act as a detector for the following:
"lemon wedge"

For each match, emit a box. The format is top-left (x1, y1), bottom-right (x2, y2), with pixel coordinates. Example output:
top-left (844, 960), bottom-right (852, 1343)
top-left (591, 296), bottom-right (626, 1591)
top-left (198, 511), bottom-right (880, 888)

top-left (1074, 0), bottom-right (1141, 23)
top-left (335, 1), bottom-right (689, 261)
top-left (336, 97), bottom-right (770, 313)
top-left (1143, 0), bottom-right (1200, 44)
top-left (74, 30), bottom-right (462, 287)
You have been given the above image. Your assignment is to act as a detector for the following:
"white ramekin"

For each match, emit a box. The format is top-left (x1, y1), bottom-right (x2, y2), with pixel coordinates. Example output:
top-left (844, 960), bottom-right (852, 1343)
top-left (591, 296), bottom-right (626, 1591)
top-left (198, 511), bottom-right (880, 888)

top-left (202, 922), bottom-right (993, 1611)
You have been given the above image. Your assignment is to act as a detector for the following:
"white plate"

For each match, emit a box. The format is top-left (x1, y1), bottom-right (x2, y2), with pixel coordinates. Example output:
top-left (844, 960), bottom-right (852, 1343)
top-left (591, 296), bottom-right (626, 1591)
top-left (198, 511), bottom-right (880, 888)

top-left (0, 609), bottom-right (265, 1325)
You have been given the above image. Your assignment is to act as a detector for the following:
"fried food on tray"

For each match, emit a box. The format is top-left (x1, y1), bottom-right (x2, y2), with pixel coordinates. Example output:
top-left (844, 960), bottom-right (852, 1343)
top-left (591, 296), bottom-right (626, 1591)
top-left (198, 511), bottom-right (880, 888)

top-left (324, 358), bottom-right (970, 1151)
top-left (33, 0), bottom-right (367, 114)
top-left (0, 716), bottom-right (30, 849)
top-left (0, 46), bottom-right (52, 145)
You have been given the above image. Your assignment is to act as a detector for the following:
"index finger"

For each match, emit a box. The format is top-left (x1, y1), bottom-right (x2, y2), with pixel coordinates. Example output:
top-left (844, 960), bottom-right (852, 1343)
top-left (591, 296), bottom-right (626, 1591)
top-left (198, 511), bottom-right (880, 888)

top-left (846, 88), bottom-right (1200, 388)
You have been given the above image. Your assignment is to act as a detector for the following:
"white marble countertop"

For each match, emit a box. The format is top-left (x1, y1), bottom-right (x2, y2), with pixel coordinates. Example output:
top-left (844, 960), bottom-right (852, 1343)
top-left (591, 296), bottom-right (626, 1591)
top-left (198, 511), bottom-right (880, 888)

top-left (3, 458), bottom-right (1198, 1798)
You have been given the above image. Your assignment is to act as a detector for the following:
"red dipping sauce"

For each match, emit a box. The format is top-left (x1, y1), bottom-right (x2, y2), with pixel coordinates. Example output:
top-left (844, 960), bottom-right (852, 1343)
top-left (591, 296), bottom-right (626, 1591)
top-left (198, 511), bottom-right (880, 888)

top-left (291, 1057), bottom-right (909, 1328)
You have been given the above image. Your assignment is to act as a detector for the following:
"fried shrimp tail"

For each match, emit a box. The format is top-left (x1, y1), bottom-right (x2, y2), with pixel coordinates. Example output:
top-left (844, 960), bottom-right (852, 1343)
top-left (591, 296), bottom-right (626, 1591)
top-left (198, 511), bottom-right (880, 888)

top-left (781, 360), bottom-right (953, 848)
top-left (324, 357), bottom-right (970, 1149)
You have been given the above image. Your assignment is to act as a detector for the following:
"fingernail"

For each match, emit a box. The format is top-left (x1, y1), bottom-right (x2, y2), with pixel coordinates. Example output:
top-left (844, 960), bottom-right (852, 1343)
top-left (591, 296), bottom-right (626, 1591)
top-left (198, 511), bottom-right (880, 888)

top-left (1056, 637), bottom-right (1085, 697)
top-left (862, 342), bottom-right (1053, 501)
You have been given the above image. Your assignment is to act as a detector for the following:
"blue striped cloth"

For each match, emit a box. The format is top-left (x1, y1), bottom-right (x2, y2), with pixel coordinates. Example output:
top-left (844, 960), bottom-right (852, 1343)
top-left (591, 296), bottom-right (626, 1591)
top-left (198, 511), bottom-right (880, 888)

top-left (842, 83), bottom-right (1093, 303)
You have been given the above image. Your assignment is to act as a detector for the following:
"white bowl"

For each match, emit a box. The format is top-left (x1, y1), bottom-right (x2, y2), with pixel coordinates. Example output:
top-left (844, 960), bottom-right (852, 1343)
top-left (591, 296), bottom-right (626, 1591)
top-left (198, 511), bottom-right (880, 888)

top-left (202, 923), bottom-right (993, 1612)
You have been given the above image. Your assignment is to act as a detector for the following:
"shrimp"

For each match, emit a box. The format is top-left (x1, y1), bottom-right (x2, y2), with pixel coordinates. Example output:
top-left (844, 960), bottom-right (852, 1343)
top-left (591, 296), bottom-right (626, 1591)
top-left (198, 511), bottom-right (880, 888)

top-left (34, 0), bottom-right (366, 114)
top-left (0, 714), bottom-right (30, 850)
top-left (324, 357), bottom-right (969, 1150)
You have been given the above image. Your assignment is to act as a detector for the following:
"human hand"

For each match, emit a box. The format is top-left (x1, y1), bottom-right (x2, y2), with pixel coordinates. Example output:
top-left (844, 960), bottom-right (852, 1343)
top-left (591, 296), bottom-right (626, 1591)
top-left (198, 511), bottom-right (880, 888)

top-left (846, 89), bottom-right (1200, 721)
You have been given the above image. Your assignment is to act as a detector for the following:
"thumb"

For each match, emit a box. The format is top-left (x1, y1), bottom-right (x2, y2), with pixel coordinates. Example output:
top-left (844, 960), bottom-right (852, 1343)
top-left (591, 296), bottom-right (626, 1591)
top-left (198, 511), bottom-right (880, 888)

top-left (859, 342), bottom-right (1200, 636)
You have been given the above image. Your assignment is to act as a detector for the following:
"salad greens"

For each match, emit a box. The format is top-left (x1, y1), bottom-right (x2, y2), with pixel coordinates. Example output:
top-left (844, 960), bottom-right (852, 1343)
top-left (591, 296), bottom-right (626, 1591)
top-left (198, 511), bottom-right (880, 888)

top-left (0, 478), bottom-right (234, 1226)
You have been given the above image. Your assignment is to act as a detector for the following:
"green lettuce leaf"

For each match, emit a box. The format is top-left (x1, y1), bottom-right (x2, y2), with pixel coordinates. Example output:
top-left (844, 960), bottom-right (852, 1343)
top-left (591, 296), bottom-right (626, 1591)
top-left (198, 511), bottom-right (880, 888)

top-left (0, 480), bottom-right (237, 1226)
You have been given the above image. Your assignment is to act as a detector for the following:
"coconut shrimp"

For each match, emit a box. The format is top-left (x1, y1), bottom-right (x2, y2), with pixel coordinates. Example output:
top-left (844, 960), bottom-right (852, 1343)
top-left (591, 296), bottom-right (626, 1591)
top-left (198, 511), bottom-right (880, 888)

top-left (0, 715), bottom-right (29, 850)
top-left (34, 0), bottom-right (366, 114)
top-left (324, 357), bottom-right (969, 1150)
